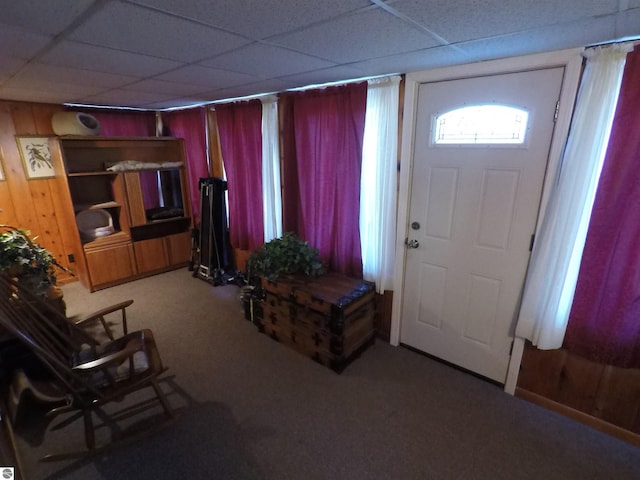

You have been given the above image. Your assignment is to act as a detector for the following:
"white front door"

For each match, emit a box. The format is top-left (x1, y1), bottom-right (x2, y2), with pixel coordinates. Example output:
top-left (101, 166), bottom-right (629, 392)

top-left (400, 68), bottom-right (564, 383)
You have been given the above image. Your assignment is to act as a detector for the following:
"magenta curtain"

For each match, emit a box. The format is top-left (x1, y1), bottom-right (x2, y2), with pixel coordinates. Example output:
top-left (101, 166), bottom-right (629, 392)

top-left (281, 83), bottom-right (367, 277)
top-left (80, 109), bottom-right (156, 136)
top-left (564, 46), bottom-right (640, 368)
top-left (162, 107), bottom-right (209, 222)
top-left (216, 100), bottom-right (264, 251)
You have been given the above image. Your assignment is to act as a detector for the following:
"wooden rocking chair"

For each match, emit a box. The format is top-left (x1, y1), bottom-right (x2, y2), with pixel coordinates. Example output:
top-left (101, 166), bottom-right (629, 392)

top-left (0, 275), bottom-right (174, 461)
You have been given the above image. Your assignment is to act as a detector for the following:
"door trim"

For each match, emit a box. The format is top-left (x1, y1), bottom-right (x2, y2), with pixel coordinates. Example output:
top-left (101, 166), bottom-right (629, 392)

top-left (391, 48), bottom-right (584, 393)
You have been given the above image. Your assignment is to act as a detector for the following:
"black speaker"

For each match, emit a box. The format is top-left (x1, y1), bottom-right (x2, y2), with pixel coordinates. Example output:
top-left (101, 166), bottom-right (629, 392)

top-left (197, 177), bottom-right (234, 284)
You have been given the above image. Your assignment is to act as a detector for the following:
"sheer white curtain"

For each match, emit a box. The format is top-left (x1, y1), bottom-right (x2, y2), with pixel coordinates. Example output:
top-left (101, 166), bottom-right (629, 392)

top-left (360, 76), bottom-right (401, 294)
top-left (261, 95), bottom-right (282, 242)
top-left (515, 43), bottom-right (632, 349)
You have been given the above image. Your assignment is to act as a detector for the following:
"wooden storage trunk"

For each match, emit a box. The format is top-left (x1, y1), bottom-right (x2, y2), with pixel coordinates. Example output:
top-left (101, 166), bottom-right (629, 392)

top-left (258, 273), bottom-right (376, 372)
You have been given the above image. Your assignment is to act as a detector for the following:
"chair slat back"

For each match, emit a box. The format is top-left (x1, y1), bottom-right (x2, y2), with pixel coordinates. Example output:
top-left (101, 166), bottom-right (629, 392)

top-left (0, 275), bottom-right (103, 401)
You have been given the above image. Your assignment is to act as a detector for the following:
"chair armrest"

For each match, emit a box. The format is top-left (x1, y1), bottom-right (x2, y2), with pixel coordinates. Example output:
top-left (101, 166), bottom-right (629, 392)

top-left (72, 343), bottom-right (141, 373)
top-left (71, 299), bottom-right (134, 336)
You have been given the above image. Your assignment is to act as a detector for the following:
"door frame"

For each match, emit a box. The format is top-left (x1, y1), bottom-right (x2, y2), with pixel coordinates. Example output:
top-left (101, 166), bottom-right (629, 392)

top-left (390, 48), bottom-right (584, 394)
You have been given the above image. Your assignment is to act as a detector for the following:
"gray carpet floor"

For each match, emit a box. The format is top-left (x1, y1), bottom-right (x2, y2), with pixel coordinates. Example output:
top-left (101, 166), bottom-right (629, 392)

top-left (8, 268), bottom-right (640, 479)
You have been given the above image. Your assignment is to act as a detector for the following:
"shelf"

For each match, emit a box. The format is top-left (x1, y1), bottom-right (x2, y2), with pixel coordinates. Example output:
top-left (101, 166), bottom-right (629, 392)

top-left (68, 166), bottom-right (182, 177)
top-left (68, 171), bottom-right (118, 177)
top-left (74, 201), bottom-right (121, 213)
top-left (89, 201), bottom-right (120, 210)
top-left (82, 231), bottom-right (131, 250)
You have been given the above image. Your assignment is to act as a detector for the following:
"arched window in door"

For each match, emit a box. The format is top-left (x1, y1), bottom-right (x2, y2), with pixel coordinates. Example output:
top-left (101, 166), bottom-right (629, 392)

top-left (433, 105), bottom-right (529, 145)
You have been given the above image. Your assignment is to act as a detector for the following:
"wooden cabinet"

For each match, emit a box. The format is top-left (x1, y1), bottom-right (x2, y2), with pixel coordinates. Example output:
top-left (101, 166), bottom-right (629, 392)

top-left (133, 238), bottom-right (168, 274)
top-left (133, 231), bottom-right (192, 274)
top-left (84, 233), bottom-right (136, 289)
top-left (53, 137), bottom-right (192, 291)
top-left (166, 231), bottom-right (192, 265)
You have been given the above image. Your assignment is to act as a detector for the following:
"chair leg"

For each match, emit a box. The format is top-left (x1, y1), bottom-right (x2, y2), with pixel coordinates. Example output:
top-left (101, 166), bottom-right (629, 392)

top-left (83, 409), bottom-right (96, 450)
top-left (151, 380), bottom-right (174, 418)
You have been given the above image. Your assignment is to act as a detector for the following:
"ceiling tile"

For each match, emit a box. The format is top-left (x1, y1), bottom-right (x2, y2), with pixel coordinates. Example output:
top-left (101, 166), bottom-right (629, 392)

top-left (130, 0), bottom-right (372, 39)
top-left (270, 8), bottom-right (442, 63)
top-left (156, 65), bottom-right (259, 88)
top-left (0, 0), bottom-right (94, 35)
top-left (391, 0), bottom-right (620, 44)
top-left (616, 8), bottom-right (640, 40)
top-left (0, 56), bottom-right (27, 80)
top-left (208, 78), bottom-right (301, 102)
top-left (350, 45), bottom-right (471, 76)
top-left (201, 43), bottom-right (336, 78)
top-left (69, 2), bottom-right (250, 62)
top-left (78, 89), bottom-right (178, 108)
top-left (145, 98), bottom-right (208, 109)
top-left (457, 15), bottom-right (617, 61)
top-left (6, 62), bottom-right (138, 88)
top-left (0, 85), bottom-right (99, 104)
top-left (279, 65), bottom-right (370, 89)
top-left (124, 78), bottom-right (212, 96)
top-left (0, 79), bottom-right (104, 97)
top-left (0, 87), bottom-right (64, 104)
top-left (0, 24), bottom-right (52, 59)
top-left (39, 40), bottom-right (182, 77)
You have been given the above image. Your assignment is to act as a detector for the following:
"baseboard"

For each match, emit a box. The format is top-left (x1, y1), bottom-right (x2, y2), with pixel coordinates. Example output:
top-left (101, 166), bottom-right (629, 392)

top-left (515, 387), bottom-right (640, 447)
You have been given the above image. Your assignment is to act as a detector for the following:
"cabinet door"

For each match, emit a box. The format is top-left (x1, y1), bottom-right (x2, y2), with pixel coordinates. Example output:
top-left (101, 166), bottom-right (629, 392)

top-left (85, 243), bottom-right (136, 289)
top-left (134, 238), bottom-right (169, 274)
top-left (166, 231), bottom-right (192, 265)
top-left (124, 172), bottom-right (147, 226)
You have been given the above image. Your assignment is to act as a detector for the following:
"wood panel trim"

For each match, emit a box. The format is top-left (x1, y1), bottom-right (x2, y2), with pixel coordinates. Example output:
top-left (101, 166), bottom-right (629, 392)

top-left (515, 387), bottom-right (640, 447)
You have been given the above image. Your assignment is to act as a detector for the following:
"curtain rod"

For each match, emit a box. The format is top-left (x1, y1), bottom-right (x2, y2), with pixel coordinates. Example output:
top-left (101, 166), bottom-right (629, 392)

top-left (586, 37), bottom-right (640, 49)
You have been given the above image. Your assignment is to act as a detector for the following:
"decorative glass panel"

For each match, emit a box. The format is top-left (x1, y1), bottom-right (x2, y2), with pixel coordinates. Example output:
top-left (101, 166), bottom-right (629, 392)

top-left (434, 105), bottom-right (529, 145)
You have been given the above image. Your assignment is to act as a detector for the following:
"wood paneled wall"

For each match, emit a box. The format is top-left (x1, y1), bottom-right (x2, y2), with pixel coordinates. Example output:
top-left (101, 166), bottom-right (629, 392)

top-left (517, 342), bottom-right (640, 446)
top-left (0, 101), bottom-right (79, 284)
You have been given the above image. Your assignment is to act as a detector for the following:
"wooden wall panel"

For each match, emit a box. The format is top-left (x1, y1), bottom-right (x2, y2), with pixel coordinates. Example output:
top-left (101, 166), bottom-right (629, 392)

top-left (0, 100), bottom-right (78, 284)
top-left (556, 353), bottom-right (603, 413)
top-left (0, 104), bottom-right (40, 230)
top-left (595, 366), bottom-right (640, 431)
top-left (375, 291), bottom-right (393, 341)
top-left (517, 342), bottom-right (640, 442)
top-left (517, 346), bottom-right (566, 398)
top-left (28, 180), bottom-right (66, 264)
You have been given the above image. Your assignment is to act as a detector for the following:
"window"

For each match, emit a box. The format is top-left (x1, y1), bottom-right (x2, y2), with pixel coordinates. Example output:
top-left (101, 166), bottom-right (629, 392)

top-left (434, 105), bottom-right (529, 145)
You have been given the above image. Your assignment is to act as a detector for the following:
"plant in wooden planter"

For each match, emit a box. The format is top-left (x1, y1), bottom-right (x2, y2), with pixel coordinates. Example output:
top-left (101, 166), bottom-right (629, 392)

top-left (0, 225), bottom-right (70, 298)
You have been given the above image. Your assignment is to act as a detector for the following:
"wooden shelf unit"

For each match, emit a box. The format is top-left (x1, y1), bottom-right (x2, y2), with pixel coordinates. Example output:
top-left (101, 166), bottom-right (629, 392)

top-left (54, 136), bottom-right (193, 291)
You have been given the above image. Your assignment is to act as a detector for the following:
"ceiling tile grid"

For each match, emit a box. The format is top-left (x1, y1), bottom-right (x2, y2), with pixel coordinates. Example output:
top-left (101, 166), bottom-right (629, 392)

top-left (269, 8), bottom-right (443, 63)
top-left (390, 0), bottom-right (620, 44)
top-left (69, 1), bottom-right (252, 63)
top-left (200, 43), bottom-right (337, 78)
top-left (0, 0), bottom-right (637, 109)
top-left (129, 0), bottom-right (373, 39)
top-left (38, 40), bottom-right (183, 77)
top-left (0, 0), bottom-right (95, 36)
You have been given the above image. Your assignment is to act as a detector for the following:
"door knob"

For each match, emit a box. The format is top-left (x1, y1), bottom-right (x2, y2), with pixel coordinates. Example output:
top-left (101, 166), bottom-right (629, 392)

top-left (406, 239), bottom-right (420, 249)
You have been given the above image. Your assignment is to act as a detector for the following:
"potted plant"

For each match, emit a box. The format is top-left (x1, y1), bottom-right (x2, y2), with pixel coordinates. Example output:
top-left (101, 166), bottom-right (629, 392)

top-left (0, 225), bottom-right (71, 299)
top-left (241, 232), bottom-right (325, 323)
top-left (245, 232), bottom-right (325, 283)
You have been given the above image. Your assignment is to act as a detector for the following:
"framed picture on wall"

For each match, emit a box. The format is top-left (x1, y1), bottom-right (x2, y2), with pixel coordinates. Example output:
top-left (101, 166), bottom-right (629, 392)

top-left (16, 135), bottom-right (55, 179)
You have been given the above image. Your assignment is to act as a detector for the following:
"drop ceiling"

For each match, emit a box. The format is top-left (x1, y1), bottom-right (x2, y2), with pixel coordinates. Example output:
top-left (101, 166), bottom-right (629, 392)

top-left (0, 0), bottom-right (638, 110)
